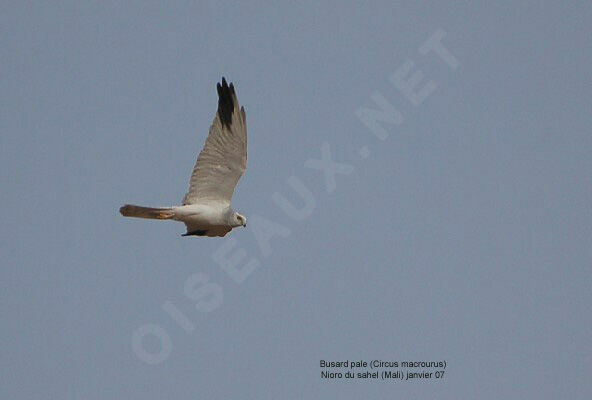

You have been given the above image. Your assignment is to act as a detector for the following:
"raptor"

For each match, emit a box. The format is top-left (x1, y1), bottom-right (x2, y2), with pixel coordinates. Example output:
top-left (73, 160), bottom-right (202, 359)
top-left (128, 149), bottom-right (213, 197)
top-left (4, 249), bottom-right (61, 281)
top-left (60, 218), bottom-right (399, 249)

top-left (119, 78), bottom-right (248, 237)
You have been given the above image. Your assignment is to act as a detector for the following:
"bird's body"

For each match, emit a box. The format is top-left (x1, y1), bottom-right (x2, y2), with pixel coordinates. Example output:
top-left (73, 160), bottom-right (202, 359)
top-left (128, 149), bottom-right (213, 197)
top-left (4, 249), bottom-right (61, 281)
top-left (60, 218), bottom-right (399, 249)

top-left (173, 203), bottom-right (235, 237)
top-left (119, 78), bottom-right (248, 237)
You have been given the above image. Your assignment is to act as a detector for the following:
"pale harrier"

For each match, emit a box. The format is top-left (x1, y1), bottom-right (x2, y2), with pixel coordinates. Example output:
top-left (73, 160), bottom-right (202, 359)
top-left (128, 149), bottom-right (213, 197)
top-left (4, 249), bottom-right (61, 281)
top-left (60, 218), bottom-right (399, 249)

top-left (120, 78), bottom-right (247, 237)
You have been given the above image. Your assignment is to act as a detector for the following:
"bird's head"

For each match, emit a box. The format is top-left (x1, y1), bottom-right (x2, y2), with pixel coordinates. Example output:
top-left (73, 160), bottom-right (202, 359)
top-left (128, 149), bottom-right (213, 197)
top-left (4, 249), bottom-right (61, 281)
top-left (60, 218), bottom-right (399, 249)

top-left (233, 212), bottom-right (247, 228)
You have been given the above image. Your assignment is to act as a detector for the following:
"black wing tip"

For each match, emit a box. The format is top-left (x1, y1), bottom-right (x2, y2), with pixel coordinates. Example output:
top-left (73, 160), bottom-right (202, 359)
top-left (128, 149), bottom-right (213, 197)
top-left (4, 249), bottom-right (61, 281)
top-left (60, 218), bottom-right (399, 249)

top-left (182, 229), bottom-right (208, 237)
top-left (217, 77), bottom-right (236, 128)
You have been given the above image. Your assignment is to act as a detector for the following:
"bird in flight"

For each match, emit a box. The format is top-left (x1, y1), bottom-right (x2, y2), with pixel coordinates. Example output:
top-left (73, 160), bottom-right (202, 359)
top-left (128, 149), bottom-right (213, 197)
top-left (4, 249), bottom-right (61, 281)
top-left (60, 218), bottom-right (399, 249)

top-left (120, 77), bottom-right (248, 237)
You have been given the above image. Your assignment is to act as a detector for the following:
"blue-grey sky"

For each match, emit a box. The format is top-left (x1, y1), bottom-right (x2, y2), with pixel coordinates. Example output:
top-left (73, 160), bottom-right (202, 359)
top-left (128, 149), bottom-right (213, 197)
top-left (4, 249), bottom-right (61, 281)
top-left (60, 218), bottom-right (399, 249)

top-left (2, 1), bottom-right (591, 398)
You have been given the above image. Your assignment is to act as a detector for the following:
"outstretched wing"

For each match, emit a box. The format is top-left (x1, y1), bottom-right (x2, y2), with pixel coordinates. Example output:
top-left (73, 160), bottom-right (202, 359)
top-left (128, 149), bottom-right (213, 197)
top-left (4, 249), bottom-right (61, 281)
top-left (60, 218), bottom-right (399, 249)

top-left (182, 78), bottom-right (247, 205)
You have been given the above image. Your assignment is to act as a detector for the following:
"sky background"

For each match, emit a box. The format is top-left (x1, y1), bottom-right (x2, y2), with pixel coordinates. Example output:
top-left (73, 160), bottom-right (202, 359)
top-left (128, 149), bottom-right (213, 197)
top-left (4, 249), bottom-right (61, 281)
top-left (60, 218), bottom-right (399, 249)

top-left (1, 1), bottom-right (591, 398)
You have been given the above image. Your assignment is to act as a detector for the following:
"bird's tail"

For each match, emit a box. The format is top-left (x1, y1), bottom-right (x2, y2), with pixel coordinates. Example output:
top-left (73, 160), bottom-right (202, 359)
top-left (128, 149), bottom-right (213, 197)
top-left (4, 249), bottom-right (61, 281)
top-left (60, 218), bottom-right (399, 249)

top-left (119, 204), bottom-right (175, 220)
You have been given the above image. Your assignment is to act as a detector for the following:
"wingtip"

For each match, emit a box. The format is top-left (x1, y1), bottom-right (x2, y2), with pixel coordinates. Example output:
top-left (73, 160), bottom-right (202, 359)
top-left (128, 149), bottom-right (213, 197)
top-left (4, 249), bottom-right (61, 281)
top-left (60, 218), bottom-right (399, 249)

top-left (217, 77), bottom-right (235, 128)
top-left (219, 77), bottom-right (235, 92)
